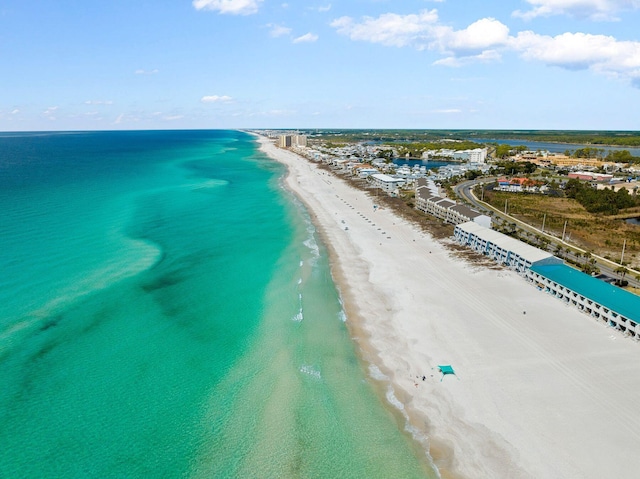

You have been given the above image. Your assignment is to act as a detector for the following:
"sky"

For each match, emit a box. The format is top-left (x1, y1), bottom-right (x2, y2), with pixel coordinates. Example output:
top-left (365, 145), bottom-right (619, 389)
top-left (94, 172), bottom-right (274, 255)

top-left (1, 0), bottom-right (640, 131)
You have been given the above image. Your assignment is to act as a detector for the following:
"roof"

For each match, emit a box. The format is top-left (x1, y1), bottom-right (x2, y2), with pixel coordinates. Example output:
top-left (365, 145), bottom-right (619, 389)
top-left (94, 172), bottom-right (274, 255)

top-left (450, 204), bottom-right (481, 219)
top-left (371, 173), bottom-right (404, 183)
top-left (456, 221), bottom-right (558, 265)
top-left (530, 263), bottom-right (640, 323)
top-left (415, 186), bottom-right (435, 200)
top-left (434, 198), bottom-right (456, 208)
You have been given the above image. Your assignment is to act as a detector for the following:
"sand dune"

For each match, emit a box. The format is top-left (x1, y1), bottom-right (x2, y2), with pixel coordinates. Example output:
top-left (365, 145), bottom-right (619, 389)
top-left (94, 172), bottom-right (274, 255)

top-left (259, 136), bottom-right (640, 479)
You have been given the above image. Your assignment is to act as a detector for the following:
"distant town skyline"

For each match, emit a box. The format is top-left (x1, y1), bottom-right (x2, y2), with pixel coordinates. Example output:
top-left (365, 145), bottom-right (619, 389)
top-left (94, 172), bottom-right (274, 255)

top-left (2, 0), bottom-right (640, 131)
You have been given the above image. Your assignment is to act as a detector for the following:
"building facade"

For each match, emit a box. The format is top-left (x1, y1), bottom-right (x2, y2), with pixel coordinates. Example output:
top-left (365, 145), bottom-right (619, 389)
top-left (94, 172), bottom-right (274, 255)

top-left (278, 134), bottom-right (307, 148)
top-left (454, 221), bottom-right (640, 340)
top-left (454, 221), bottom-right (560, 272)
top-left (416, 184), bottom-right (491, 227)
top-left (368, 173), bottom-right (405, 193)
top-left (528, 263), bottom-right (640, 338)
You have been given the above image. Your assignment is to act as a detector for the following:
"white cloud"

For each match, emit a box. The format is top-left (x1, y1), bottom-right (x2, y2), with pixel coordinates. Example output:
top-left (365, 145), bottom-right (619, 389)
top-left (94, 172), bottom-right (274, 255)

top-left (201, 95), bottom-right (234, 103)
top-left (331, 8), bottom-right (640, 86)
top-left (192, 0), bottom-right (263, 15)
top-left (429, 17), bottom-right (510, 64)
top-left (331, 10), bottom-right (439, 48)
top-left (42, 106), bottom-right (58, 120)
top-left (163, 115), bottom-right (184, 121)
top-left (293, 32), bottom-right (319, 43)
top-left (11, 109), bottom-right (19, 114)
top-left (331, 11), bottom-right (509, 63)
top-left (135, 69), bottom-right (159, 75)
top-left (84, 100), bottom-right (113, 105)
top-left (512, 30), bottom-right (640, 82)
top-left (433, 108), bottom-right (462, 113)
top-left (267, 24), bottom-right (292, 37)
top-left (113, 114), bottom-right (124, 125)
top-left (316, 4), bottom-right (331, 12)
top-left (438, 18), bottom-right (510, 53)
top-left (513, 0), bottom-right (640, 21)
top-left (434, 49), bottom-right (502, 67)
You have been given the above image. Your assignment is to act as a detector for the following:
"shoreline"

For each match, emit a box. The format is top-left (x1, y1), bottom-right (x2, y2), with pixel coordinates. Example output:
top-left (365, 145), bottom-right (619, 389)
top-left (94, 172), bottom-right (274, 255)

top-left (257, 135), bottom-right (640, 479)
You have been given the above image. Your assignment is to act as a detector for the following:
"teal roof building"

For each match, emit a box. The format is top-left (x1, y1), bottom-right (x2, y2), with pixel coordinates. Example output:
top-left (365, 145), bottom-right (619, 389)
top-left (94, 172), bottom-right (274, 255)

top-left (529, 263), bottom-right (640, 334)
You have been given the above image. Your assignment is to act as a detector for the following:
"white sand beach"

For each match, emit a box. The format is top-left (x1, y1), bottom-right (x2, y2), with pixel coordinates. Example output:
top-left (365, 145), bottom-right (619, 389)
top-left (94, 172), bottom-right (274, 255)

top-left (258, 136), bottom-right (640, 479)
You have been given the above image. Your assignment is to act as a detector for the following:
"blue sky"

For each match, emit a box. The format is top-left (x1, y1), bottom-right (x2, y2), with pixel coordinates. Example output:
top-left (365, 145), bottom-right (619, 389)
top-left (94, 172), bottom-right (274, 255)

top-left (1, 0), bottom-right (640, 131)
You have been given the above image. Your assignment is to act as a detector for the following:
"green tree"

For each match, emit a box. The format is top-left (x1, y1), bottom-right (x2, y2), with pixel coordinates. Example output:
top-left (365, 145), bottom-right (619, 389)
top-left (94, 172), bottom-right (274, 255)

top-left (615, 265), bottom-right (629, 280)
top-left (554, 244), bottom-right (564, 258)
top-left (495, 144), bottom-right (512, 158)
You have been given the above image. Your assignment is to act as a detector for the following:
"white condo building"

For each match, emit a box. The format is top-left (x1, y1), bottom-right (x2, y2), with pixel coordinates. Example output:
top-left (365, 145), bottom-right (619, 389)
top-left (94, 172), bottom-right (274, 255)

top-left (454, 221), bottom-right (640, 339)
top-left (415, 179), bottom-right (491, 227)
top-left (368, 174), bottom-right (405, 194)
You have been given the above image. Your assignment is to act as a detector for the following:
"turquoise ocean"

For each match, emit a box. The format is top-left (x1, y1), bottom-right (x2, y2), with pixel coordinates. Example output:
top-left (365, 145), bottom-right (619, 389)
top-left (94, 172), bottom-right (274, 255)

top-left (0, 130), bottom-right (436, 478)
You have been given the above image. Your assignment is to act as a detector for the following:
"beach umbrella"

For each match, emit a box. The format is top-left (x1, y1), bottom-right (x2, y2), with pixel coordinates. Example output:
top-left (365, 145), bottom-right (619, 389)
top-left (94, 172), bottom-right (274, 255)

top-left (438, 365), bottom-right (457, 381)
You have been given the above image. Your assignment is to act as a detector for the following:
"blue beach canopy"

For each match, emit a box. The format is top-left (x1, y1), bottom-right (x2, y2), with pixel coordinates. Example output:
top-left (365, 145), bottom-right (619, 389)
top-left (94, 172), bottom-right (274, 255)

top-left (438, 365), bottom-right (457, 381)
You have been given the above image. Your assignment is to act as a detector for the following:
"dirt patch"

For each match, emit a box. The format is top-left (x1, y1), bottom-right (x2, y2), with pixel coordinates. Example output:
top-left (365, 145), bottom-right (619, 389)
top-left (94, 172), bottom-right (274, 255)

top-left (485, 189), bottom-right (640, 268)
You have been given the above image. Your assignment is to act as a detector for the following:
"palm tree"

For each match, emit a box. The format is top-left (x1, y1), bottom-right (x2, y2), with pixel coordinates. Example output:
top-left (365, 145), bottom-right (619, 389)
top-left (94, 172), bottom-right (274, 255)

top-left (615, 265), bottom-right (629, 280)
top-left (554, 244), bottom-right (564, 258)
top-left (615, 265), bottom-right (630, 286)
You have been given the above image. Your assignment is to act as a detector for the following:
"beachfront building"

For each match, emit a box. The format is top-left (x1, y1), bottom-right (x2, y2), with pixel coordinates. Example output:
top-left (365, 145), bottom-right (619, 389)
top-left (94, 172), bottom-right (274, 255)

top-left (368, 173), bottom-right (405, 194)
top-left (454, 221), bottom-right (640, 340)
top-left (357, 168), bottom-right (379, 178)
top-left (278, 135), bottom-right (292, 148)
top-left (527, 263), bottom-right (640, 338)
top-left (293, 135), bottom-right (307, 147)
top-left (416, 180), bottom-right (491, 227)
top-left (454, 221), bottom-right (561, 273)
top-left (278, 134), bottom-right (307, 148)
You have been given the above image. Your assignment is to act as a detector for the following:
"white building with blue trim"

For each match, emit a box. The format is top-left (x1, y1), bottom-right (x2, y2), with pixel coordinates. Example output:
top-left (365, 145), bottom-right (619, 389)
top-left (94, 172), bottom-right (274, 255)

top-left (454, 221), bottom-right (640, 340)
top-left (454, 221), bottom-right (560, 272)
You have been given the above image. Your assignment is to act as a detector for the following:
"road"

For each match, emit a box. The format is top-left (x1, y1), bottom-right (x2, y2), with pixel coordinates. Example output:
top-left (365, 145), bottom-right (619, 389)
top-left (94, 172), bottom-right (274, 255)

top-left (453, 179), bottom-right (640, 290)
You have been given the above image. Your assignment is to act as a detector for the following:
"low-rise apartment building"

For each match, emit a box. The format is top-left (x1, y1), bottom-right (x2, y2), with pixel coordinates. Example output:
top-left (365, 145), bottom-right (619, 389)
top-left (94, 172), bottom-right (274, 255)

top-left (415, 180), bottom-right (491, 227)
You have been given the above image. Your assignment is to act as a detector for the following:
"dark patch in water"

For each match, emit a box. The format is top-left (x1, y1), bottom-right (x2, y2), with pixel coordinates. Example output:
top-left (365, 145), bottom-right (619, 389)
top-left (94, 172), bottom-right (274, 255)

top-left (38, 315), bottom-right (62, 332)
top-left (141, 273), bottom-right (183, 293)
top-left (141, 252), bottom-right (206, 294)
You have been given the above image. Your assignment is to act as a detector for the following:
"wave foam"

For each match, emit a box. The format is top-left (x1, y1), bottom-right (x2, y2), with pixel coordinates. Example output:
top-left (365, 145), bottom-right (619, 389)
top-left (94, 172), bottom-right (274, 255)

top-left (303, 237), bottom-right (320, 259)
top-left (299, 364), bottom-right (322, 380)
top-left (368, 364), bottom-right (388, 381)
top-left (385, 386), bottom-right (405, 411)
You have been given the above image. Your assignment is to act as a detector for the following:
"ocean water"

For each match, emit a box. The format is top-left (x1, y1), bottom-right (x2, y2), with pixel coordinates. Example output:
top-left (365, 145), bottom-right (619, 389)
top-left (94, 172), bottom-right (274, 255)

top-left (0, 130), bottom-right (436, 478)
